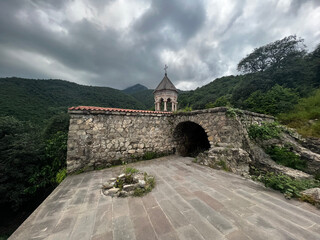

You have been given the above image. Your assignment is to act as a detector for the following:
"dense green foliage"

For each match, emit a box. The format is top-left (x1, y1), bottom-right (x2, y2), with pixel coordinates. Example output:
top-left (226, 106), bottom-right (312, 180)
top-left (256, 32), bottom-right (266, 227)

top-left (0, 78), bottom-right (145, 124)
top-left (0, 115), bottom-right (68, 238)
top-left (205, 95), bottom-right (231, 109)
top-left (260, 172), bottom-right (320, 199)
top-left (248, 122), bottom-right (281, 140)
top-left (122, 84), bottom-right (155, 109)
top-left (0, 117), bottom-right (43, 210)
top-left (237, 35), bottom-right (306, 73)
top-left (179, 75), bottom-right (239, 110)
top-left (243, 85), bottom-right (299, 115)
top-left (278, 89), bottom-right (320, 137)
top-left (129, 89), bottom-right (155, 109)
top-left (0, 115), bottom-right (68, 211)
top-left (56, 168), bottom-right (67, 184)
top-left (265, 146), bottom-right (307, 171)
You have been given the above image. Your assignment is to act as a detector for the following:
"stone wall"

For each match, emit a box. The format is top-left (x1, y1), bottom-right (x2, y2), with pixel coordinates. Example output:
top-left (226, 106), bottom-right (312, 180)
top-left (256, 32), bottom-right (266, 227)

top-left (67, 107), bottom-right (275, 174)
top-left (67, 108), bottom-right (175, 173)
top-left (172, 108), bottom-right (274, 148)
top-left (171, 108), bottom-right (275, 176)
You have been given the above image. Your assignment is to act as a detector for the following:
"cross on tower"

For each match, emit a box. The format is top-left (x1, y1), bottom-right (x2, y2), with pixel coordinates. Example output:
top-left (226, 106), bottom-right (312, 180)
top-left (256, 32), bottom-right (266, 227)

top-left (164, 64), bottom-right (168, 75)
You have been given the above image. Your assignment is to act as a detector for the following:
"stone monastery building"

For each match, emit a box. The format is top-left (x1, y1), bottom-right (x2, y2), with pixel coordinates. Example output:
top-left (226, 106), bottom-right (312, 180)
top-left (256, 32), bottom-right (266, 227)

top-left (153, 71), bottom-right (178, 112)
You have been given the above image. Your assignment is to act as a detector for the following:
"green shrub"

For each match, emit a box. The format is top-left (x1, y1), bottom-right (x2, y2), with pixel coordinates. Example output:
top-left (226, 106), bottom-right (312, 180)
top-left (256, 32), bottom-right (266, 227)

top-left (56, 168), bottom-right (67, 184)
top-left (133, 173), bottom-right (156, 197)
top-left (226, 108), bottom-right (237, 118)
top-left (142, 152), bottom-right (158, 160)
top-left (114, 178), bottom-right (125, 190)
top-left (125, 167), bottom-right (139, 174)
top-left (248, 122), bottom-right (281, 140)
top-left (261, 172), bottom-right (320, 199)
top-left (217, 160), bottom-right (231, 172)
top-left (265, 146), bottom-right (307, 171)
top-left (141, 151), bottom-right (168, 160)
top-left (174, 105), bottom-right (192, 113)
top-left (205, 102), bottom-right (215, 109)
top-left (182, 105), bottom-right (192, 112)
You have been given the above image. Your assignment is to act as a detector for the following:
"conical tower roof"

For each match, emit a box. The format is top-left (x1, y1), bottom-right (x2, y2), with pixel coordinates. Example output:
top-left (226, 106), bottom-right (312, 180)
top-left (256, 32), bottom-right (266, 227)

top-left (154, 73), bottom-right (178, 93)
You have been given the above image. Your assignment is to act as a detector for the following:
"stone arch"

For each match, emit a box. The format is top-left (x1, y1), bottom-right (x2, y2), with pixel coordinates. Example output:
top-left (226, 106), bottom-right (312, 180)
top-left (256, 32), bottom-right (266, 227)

top-left (159, 98), bottom-right (164, 111)
top-left (167, 98), bottom-right (172, 111)
top-left (173, 121), bottom-right (210, 157)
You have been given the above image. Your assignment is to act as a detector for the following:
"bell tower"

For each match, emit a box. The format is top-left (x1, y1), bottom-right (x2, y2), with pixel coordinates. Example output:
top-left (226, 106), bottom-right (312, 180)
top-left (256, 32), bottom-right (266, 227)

top-left (153, 65), bottom-right (178, 112)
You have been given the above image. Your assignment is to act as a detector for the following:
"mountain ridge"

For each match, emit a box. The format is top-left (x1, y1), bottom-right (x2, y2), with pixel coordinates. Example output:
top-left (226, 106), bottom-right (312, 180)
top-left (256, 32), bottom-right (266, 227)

top-left (123, 83), bottom-right (148, 94)
top-left (0, 77), bottom-right (146, 123)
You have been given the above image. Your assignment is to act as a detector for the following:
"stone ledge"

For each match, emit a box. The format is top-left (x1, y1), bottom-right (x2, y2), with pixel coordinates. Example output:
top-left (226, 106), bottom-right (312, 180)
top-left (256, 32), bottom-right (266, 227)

top-left (69, 109), bottom-right (172, 117)
top-left (69, 106), bottom-right (275, 120)
top-left (173, 107), bottom-right (275, 119)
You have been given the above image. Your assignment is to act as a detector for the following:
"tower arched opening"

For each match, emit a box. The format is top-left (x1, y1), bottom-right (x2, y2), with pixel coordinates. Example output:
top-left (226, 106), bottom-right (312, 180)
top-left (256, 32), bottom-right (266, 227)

top-left (167, 98), bottom-right (172, 111)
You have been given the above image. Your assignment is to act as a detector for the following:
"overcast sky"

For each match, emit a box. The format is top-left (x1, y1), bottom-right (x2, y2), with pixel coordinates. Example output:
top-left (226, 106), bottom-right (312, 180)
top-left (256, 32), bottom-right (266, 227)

top-left (0, 0), bottom-right (319, 90)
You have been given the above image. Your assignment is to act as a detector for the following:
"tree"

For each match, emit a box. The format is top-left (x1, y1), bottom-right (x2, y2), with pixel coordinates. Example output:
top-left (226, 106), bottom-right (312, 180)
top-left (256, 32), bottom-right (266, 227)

top-left (0, 115), bottom-right (68, 211)
top-left (0, 117), bottom-right (45, 210)
top-left (205, 95), bottom-right (231, 109)
top-left (237, 35), bottom-right (306, 73)
top-left (243, 85), bottom-right (299, 115)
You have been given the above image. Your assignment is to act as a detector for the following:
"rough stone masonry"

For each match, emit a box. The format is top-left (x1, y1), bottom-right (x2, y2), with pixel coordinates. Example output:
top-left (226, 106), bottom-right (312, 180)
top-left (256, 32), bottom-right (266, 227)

top-left (67, 106), bottom-right (276, 175)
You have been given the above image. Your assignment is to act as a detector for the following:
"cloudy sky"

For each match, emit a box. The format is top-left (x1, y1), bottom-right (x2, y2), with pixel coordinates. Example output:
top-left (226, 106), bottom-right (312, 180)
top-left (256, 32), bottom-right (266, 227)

top-left (0, 0), bottom-right (319, 90)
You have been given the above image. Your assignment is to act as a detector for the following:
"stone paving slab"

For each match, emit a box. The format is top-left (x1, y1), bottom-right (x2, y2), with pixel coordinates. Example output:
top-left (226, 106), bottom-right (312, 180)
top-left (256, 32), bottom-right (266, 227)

top-left (9, 156), bottom-right (320, 240)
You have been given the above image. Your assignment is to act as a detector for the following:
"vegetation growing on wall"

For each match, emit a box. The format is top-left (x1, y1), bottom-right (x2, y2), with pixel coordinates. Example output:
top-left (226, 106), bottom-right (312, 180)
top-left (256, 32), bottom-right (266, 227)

top-left (265, 146), bottom-right (307, 171)
top-left (260, 172), bottom-right (320, 200)
top-left (248, 122), bottom-right (281, 140)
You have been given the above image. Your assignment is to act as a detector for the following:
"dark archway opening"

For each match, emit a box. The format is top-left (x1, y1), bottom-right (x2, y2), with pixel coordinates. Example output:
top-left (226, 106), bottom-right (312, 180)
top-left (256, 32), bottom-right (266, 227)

top-left (160, 98), bottom-right (164, 111)
top-left (167, 98), bottom-right (172, 111)
top-left (173, 121), bottom-right (210, 157)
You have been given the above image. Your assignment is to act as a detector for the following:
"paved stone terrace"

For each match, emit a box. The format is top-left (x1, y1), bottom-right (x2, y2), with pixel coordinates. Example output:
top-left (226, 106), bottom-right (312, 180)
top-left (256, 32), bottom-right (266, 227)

top-left (10, 156), bottom-right (320, 240)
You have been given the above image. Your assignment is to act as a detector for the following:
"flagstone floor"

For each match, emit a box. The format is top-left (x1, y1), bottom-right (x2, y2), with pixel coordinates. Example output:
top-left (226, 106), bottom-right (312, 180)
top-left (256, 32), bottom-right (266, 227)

top-left (10, 156), bottom-right (320, 240)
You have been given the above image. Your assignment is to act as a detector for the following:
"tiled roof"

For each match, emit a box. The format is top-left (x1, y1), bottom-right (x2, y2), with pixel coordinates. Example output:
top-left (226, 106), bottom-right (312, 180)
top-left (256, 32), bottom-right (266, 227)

top-left (69, 106), bottom-right (172, 114)
top-left (154, 74), bottom-right (178, 93)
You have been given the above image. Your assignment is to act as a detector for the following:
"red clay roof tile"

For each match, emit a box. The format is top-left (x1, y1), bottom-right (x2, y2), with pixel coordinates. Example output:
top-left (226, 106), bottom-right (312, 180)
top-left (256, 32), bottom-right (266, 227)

top-left (68, 106), bottom-right (172, 114)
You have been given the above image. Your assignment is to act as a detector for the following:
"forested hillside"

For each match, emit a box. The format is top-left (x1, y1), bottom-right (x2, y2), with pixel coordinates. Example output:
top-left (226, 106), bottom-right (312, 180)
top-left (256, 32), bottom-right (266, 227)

top-left (123, 83), bottom-right (148, 94)
top-left (122, 84), bottom-right (155, 110)
top-left (0, 78), bottom-right (145, 124)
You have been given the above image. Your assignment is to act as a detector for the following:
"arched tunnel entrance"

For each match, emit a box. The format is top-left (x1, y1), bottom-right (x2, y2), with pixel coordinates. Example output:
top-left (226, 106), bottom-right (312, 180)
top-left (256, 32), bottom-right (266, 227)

top-left (173, 121), bottom-right (210, 157)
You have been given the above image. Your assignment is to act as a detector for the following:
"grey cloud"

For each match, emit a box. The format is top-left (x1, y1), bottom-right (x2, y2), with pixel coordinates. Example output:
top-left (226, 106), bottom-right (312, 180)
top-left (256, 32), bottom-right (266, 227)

top-left (289, 0), bottom-right (320, 13)
top-left (30, 0), bottom-right (67, 10)
top-left (133, 0), bottom-right (205, 47)
top-left (0, 0), bottom-right (319, 90)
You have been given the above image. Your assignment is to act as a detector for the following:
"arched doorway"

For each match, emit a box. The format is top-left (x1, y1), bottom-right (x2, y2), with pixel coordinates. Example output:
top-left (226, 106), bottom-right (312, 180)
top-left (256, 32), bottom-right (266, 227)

top-left (173, 121), bottom-right (210, 157)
